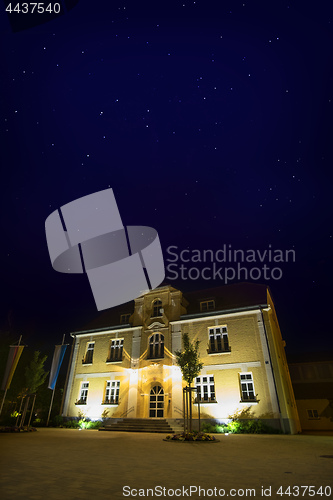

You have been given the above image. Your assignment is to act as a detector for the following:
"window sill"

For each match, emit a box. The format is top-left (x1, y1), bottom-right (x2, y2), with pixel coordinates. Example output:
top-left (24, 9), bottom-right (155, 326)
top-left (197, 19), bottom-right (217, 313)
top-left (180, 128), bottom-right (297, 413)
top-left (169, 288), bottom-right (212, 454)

top-left (106, 360), bottom-right (122, 364)
top-left (102, 402), bottom-right (119, 406)
top-left (240, 399), bottom-right (259, 404)
top-left (194, 400), bottom-right (218, 404)
top-left (207, 350), bottom-right (231, 355)
top-left (75, 402), bottom-right (87, 405)
top-left (82, 362), bottom-right (93, 366)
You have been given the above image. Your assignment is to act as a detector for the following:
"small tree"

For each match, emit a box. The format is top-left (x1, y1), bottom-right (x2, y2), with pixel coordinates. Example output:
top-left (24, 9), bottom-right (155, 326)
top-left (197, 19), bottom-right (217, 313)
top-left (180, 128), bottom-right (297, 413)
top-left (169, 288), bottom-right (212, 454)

top-left (175, 333), bottom-right (203, 433)
top-left (21, 351), bottom-right (48, 427)
top-left (25, 351), bottom-right (48, 393)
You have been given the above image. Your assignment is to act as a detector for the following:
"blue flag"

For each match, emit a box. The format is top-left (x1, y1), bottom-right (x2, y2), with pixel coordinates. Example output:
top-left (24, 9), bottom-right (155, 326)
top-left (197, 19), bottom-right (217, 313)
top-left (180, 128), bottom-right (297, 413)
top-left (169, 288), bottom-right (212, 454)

top-left (48, 344), bottom-right (67, 390)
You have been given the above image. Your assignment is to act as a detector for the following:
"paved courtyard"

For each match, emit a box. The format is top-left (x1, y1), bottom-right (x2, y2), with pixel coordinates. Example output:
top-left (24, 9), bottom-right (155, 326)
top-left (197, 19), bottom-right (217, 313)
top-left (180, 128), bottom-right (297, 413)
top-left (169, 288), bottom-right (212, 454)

top-left (0, 428), bottom-right (332, 499)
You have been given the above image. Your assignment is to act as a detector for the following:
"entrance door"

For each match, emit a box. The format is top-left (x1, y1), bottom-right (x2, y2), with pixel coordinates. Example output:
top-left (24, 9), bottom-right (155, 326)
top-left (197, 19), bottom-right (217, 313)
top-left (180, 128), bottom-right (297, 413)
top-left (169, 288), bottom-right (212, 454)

top-left (149, 385), bottom-right (164, 417)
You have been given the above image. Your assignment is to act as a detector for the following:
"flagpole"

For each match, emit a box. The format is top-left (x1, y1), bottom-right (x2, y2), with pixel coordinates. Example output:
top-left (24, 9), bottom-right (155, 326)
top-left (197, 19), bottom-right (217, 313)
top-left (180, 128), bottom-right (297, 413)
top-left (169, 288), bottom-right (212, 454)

top-left (46, 335), bottom-right (65, 427)
top-left (0, 335), bottom-right (23, 417)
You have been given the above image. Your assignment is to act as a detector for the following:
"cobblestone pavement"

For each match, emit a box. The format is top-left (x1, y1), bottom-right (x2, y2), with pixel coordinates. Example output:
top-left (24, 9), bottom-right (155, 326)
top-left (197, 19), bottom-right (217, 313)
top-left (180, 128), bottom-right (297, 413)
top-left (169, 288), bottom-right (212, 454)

top-left (1, 428), bottom-right (332, 499)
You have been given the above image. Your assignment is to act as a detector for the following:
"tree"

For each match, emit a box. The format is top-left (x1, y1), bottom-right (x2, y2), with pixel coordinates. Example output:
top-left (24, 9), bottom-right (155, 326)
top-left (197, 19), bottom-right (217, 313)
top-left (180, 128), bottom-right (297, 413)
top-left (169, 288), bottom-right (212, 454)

top-left (21, 351), bottom-right (48, 427)
top-left (25, 351), bottom-right (48, 393)
top-left (175, 333), bottom-right (203, 433)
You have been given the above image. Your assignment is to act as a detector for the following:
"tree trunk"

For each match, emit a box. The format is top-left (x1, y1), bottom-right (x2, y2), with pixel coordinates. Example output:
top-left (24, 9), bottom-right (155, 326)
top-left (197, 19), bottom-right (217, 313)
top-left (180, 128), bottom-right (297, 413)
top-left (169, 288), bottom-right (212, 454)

top-left (189, 383), bottom-right (192, 433)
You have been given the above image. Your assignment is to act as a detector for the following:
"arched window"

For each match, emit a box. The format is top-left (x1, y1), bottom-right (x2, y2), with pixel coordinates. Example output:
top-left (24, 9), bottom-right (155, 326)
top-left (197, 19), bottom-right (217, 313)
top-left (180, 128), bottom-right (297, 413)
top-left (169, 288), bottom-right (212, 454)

top-left (148, 333), bottom-right (164, 359)
top-left (152, 299), bottom-right (163, 317)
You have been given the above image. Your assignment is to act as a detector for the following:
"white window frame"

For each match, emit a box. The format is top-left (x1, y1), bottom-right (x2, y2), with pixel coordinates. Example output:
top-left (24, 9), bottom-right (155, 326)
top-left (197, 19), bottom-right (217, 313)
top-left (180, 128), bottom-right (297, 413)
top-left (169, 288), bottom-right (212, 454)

top-left (239, 372), bottom-right (257, 402)
top-left (195, 374), bottom-right (216, 403)
top-left (107, 338), bottom-right (124, 362)
top-left (208, 326), bottom-right (230, 353)
top-left (77, 381), bottom-right (89, 404)
top-left (104, 380), bottom-right (120, 405)
top-left (83, 342), bottom-right (94, 364)
top-left (148, 333), bottom-right (164, 359)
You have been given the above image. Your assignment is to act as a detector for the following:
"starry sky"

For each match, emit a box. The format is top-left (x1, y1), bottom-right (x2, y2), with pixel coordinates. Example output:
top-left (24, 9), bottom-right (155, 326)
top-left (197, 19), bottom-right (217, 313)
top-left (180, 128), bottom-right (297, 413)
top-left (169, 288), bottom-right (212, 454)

top-left (0, 0), bottom-right (332, 356)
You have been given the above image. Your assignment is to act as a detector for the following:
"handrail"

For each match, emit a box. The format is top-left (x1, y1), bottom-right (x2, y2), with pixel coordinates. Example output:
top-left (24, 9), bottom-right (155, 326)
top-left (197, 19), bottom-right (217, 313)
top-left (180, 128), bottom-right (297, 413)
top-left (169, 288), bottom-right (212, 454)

top-left (120, 406), bottom-right (134, 417)
top-left (174, 406), bottom-right (184, 416)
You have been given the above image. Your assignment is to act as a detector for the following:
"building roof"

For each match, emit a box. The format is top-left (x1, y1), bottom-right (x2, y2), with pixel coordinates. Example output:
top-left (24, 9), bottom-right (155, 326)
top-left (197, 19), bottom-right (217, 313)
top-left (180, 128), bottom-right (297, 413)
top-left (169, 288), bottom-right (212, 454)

top-left (72, 282), bottom-right (268, 335)
top-left (182, 282), bottom-right (268, 315)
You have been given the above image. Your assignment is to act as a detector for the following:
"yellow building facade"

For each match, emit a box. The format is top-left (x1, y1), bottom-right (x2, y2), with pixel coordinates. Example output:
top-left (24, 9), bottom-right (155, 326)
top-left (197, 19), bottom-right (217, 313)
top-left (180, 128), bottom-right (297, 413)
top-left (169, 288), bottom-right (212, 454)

top-left (62, 283), bottom-right (301, 433)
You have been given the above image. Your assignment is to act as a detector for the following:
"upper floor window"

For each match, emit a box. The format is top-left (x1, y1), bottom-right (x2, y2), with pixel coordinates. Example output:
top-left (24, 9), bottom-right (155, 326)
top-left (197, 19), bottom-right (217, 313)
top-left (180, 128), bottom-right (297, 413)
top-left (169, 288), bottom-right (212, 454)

top-left (107, 339), bottom-right (123, 362)
top-left (148, 333), bottom-right (164, 359)
top-left (200, 300), bottom-right (215, 312)
top-left (239, 373), bottom-right (257, 402)
top-left (152, 299), bottom-right (163, 317)
top-left (82, 342), bottom-right (94, 364)
top-left (76, 382), bottom-right (89, 404)
top-left (195, 375), bottom-right (216, 403)
top-left (208, 326), bottom-right (230, 353)
top-left (104, 380), bottom-right (120, 405)
top-left (120, 314), bottom-right (130, 324)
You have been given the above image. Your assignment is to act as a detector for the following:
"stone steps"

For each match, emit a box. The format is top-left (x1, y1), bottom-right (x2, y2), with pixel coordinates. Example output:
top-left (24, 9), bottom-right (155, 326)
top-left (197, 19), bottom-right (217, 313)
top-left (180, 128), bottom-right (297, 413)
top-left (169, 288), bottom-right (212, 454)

top-left (99, 418), bottom-right (174, 434)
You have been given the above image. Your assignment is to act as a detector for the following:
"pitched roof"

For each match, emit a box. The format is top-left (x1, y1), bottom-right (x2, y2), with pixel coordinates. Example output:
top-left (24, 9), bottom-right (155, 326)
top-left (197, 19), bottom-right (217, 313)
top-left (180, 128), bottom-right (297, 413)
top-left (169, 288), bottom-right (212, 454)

top-left (182, 282), bottom-right (268, 315)
top-left (72, 282), bottom-right (268, 334)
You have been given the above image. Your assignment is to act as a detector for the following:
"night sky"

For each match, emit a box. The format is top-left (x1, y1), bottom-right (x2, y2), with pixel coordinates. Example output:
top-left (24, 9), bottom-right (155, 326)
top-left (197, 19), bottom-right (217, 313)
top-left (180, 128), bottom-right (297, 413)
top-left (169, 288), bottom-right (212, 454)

top-left (1, 0), bottom-right (332, 358)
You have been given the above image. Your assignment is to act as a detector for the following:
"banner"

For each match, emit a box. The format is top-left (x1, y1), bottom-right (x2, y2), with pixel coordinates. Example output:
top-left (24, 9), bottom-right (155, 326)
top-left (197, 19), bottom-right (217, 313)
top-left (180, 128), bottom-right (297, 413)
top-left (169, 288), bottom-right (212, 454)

top-left (48, 344), bottom-right (67, 390)
top-left (1, 345), bottom-right (24, 391)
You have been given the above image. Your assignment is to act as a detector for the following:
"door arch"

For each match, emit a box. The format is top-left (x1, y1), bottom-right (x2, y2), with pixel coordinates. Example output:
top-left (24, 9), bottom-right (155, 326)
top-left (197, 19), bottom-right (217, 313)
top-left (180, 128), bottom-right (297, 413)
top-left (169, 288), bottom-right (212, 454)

top-left (149, 385), bottom-right (164, 417)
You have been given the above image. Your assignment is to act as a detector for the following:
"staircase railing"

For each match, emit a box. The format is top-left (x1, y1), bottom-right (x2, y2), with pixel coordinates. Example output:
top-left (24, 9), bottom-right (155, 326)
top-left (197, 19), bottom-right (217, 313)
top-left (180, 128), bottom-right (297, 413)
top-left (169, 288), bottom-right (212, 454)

top-left (120, 406), bottom-right (134, 418)
top-left (174, 406), bottom-right (184, 417)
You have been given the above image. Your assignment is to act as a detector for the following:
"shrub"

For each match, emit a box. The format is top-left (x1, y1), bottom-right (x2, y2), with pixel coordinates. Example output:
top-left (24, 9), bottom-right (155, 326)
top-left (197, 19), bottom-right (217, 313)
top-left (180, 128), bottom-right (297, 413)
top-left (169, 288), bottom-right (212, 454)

top-left (63, 419), bottom-right (80, 428)
top-left (52, 415), bottom-right (64, 427)
top-left (201, 422), bottom-right (228, 434)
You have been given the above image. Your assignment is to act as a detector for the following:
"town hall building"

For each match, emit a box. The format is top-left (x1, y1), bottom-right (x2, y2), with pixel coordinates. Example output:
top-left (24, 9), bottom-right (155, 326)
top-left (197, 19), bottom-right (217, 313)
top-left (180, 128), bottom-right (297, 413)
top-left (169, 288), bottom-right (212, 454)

top-left (62, 282), bottom-right (301, 434)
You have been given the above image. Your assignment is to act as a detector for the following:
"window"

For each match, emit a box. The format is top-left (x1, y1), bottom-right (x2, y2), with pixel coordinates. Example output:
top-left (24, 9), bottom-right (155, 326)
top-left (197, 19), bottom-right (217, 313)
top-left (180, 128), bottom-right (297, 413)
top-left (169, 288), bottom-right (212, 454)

top-left (240, 373), bottom-right (257, 402)
top-left (307, 409), bottom-right (319, 419)
top-left (120, 314), bottom-right (130, 324)
top-left (195, 375), bottom-right (216, 403)
top-left (76, 382), bottom-right (89, 404)
top-left (208, 326), bottom-right (230, 353)
top-left (200, 300), bottom-right (215, 312)
top-left (152, 299), bottom-right (163, 317)
top-left (148, 333), bottom-right (164, 359)
top-left (82, 342), bottom-right (94, 364)
top-left (107, 339), bottom-right (123, 362)
top-left (104, 380), bottom-right (120, 404)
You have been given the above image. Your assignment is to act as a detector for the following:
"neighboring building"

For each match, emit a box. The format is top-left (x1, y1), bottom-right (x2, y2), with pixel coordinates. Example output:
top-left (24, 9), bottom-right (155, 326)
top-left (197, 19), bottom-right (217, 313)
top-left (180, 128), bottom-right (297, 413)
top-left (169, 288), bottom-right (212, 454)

top-left (288, 354), bottom-right (333, 432)
top-left (62, 283), bottom-right (301, 433)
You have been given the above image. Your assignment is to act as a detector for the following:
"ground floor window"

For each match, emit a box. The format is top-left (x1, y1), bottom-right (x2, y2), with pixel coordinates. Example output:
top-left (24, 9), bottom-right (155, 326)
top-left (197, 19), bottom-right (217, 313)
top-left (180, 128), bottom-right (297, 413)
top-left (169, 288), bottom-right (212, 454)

top-left (195, 375), bottom-right (216, 403)
top-left (104, 380), bottom-right (120, 404)
top-left (239, 372), bottom-right (257, 402)
top-left (76, 382), bottom-right (89, 404)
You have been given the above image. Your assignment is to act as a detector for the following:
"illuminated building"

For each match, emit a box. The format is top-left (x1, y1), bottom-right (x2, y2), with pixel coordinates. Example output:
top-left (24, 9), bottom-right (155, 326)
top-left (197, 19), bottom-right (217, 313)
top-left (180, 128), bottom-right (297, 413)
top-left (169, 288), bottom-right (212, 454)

top-left (62, 283), bottom-right (301, 433)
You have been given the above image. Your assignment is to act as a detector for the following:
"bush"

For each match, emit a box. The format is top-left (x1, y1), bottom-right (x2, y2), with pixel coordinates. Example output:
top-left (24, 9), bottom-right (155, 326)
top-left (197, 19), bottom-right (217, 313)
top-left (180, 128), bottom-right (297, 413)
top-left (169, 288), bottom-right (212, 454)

top-left (31, 418), bottom-right (45, 427)
top-left (52, 415), bottom-right (64, 427)
top-left (63, 419), bottom-right (80, 428)
top-left (201, 422), bottom-right (228, 434)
